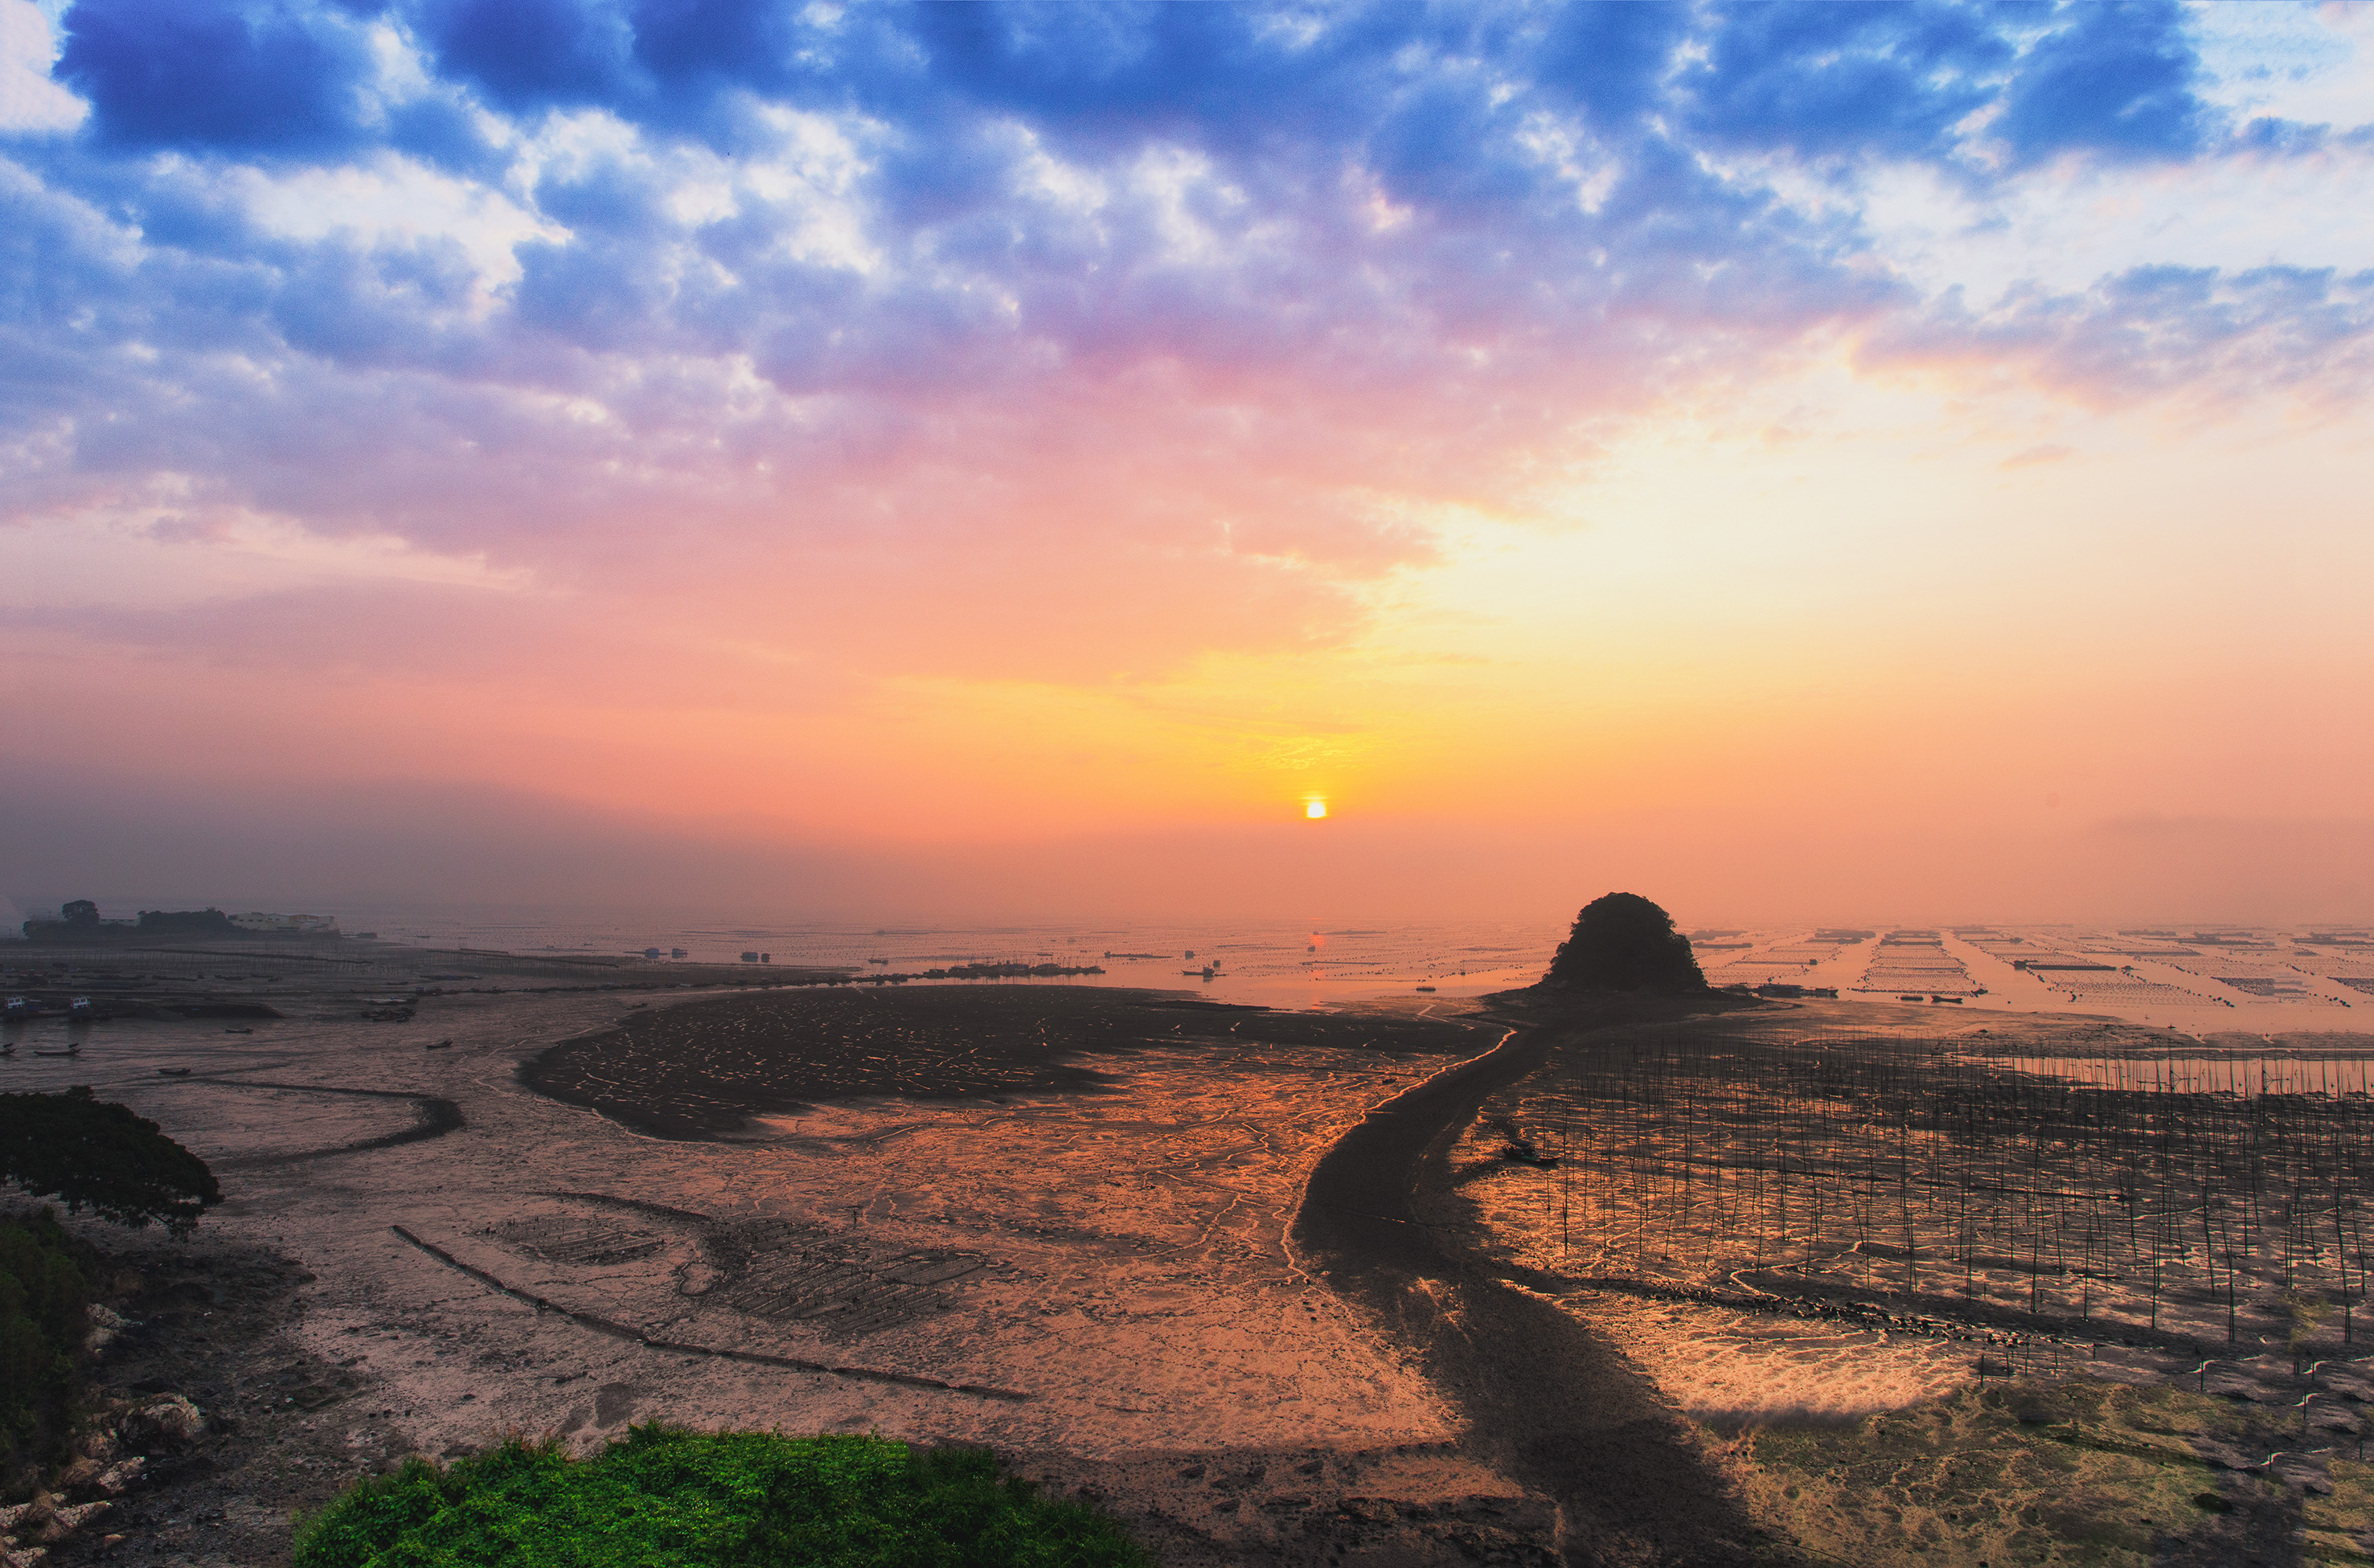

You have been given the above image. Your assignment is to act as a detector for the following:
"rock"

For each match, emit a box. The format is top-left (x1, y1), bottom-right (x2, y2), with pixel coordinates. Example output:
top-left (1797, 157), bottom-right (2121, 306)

top-left (35, 1501), bottom-right (107, 1543)
top-left (117, 1396), bottom-right (205, 1454)
top-left (72, 1431), bottom-right (117, 1464)
top-left (93, 1459), bottom-right (145, 1497)
top-left (2, 1546), bottom-right (47, 1567)
top-left (82, 1306), bottom-right (129, 1355)
top-left (51, 1460), bottom-right (100, 1498)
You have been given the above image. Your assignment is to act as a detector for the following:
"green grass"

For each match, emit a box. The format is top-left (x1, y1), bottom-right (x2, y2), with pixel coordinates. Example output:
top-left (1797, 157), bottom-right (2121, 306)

top-left (294, 1427), bottom-right (1155, 1568)
top-left (0, 1209), bottom-right (89, 1468)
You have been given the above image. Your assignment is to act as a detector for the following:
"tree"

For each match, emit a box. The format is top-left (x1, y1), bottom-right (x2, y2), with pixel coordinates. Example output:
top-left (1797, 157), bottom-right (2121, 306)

top-left (0, 1087), bottom-right (222, 1237)
top-left (0, 1209), bottom-right (89, 1465)
top-left (1544, 893), bottom-right (1706, 993)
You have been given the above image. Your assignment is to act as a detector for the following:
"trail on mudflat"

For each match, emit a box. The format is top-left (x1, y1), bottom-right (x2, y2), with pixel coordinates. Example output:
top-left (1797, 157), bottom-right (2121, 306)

top-left (1294, 993), bottom-right (1798, 1567)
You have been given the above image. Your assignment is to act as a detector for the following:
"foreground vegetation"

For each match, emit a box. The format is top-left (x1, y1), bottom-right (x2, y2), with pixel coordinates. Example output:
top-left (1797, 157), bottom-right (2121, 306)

top-left (0, 1085), bottom-right (222, 1235)
top-left (0, 1088), bottom-right (219, 1474)
top-left (0, 1210), bottom-right (88, 1468)
top-left (296, 1427), bottom-right (1154, 1567)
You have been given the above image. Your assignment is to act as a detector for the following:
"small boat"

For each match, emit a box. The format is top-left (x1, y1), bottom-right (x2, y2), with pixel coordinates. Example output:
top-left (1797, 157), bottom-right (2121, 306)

top-left (1415, 985), bottom-right (1437, 993)
top-left (425, 1038), bottom-right (454, 1050)
top-left (157, 1067), bottom-right (192, 1077)
top-left (223, 1026), bottom-right (252, 1035)
top-left (34, 1047), bottom-right (80, 1057)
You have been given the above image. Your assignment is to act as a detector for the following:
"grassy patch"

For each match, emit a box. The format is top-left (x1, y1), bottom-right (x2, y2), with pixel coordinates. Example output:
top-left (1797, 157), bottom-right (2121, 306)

top-left (294, 1427), bottom-right (1154, 1567)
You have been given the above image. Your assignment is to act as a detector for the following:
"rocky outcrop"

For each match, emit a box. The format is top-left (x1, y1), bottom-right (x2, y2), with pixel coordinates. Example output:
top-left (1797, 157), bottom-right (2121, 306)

top-left (117, 1394), bottom-right (206, 1454)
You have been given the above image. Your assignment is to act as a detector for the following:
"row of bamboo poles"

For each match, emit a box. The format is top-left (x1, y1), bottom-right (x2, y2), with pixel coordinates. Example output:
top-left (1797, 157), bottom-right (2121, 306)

top-left (1519, 1032), bottom-right (2374, 1349)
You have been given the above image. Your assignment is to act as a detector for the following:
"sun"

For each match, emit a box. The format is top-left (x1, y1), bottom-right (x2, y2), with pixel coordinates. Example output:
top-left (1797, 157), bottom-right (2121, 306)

top-left (1305, 797), bottom-right (1328, 819)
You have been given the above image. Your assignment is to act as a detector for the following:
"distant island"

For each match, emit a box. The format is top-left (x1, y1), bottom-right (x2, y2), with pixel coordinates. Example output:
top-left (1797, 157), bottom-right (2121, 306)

top-left (1543, 891), bottom-right (1707, 993)
top-left (18, 899), bottom-right (340, 943)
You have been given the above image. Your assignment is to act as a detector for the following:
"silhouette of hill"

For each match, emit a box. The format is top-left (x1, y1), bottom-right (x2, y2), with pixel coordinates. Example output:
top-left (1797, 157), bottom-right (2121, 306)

top-left (1544, 893), bottom-right (1706, 993)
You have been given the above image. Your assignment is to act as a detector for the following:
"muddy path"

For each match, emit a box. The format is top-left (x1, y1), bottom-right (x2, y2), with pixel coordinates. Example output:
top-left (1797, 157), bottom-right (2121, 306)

top-left (1294, 992), bottom-right (1799, 1567)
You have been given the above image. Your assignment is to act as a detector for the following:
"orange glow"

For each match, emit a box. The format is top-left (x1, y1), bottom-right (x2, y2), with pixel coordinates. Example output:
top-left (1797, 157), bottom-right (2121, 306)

top-left (2, 305), bottom-right (2367, 925)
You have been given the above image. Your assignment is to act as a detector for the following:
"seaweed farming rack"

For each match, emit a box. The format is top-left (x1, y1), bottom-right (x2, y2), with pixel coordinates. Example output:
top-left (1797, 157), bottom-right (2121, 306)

top-left (1509, 1030), bottom-right (2374, 1361)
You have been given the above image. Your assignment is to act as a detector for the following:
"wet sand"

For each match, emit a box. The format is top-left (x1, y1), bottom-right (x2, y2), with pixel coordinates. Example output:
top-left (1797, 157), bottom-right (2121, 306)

top-left (1296, 989), bottom-right (1797, 1566)
top-left (31, 935), bottom-right (2350, 1566)
top-left (3, 940), bottom-right (1556, 1566)
top-left (523, 987), bottom-right (1478, 1139)
top-left (1440, 996), bottom-right (2374, 1564)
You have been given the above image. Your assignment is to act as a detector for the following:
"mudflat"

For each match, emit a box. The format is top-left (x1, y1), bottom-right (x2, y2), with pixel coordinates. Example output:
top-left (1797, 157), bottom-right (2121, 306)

top-left (2, 939), bottom-right (1554, 1566)
top-left (522, 985), bottom-right (1480, 1139)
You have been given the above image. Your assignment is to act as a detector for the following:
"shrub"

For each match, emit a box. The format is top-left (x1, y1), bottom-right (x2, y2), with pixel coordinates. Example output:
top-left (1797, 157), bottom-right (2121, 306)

top-left (0, 1210), bottom-right (89, 1468)
top-left (1544, 892), bottom-right (1706, 993)
top-left (294, 1427), bottom-right (1154, 1568)
top-left (0, 1087), bottom-right (221, 1237)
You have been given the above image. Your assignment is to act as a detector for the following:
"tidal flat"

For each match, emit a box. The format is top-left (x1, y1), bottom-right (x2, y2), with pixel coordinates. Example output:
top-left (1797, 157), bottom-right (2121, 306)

top-left (10, 939), bottom-right (2374, 1565)
top-left (1445, 996), bottom-right (2374, 1564)
top-left (2, 942), bottom-right (1551, 1565)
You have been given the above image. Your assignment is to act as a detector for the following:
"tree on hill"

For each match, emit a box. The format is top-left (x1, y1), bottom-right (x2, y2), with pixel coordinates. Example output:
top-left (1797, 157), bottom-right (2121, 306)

top-left (1544, 893), bottom-right (1706, 993)
top-left (0, 1087), bottom-right (222, 1237)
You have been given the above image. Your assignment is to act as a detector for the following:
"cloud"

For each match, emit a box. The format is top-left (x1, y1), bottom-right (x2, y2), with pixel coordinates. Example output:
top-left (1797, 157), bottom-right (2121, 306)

top-left (1999, 441), bottom-right (2071, 470)
top-left (0, 0), bottom-right (83, 132)
top-left (55, 0), bottom-right (380, 153)
top-left (1995, 0), bottom-right (2219, 164)
top-left (1868, 263), bottom-right (2374, 410)
top-left (2, 0), bottom-right (2369, 755)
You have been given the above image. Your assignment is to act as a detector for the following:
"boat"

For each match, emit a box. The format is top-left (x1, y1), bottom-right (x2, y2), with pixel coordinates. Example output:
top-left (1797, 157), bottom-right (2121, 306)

top-left (426, 1038), bottom-right (454, 1050)
top-left (1415, 985), bottom-right (1437, 993)
top-left (33, 1047), bottom-right (80, 1057)
top-left (157, 1067), bottom-right (192, 1077)
top-left (223, 1026), bottom-right (252, 1035)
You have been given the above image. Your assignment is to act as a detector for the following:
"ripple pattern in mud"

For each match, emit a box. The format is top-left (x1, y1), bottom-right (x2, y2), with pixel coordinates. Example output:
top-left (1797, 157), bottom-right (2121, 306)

top-left (521, 986), bottom-right (1482, 1138)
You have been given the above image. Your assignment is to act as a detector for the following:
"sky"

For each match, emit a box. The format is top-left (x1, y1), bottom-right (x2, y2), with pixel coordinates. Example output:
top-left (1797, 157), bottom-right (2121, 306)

top-left (2, 0), bottom-right (2370, 927)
